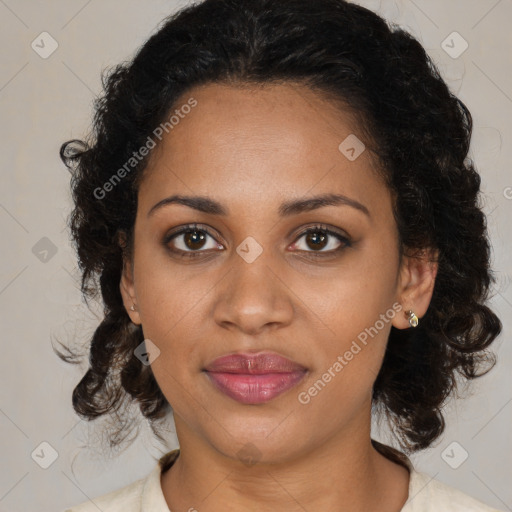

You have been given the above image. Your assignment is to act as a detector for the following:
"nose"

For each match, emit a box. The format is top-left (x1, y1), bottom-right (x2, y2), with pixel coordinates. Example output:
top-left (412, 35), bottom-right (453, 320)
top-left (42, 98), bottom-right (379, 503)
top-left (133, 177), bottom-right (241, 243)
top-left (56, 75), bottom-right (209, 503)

top-left (212, 248), bottom-right (294, 336)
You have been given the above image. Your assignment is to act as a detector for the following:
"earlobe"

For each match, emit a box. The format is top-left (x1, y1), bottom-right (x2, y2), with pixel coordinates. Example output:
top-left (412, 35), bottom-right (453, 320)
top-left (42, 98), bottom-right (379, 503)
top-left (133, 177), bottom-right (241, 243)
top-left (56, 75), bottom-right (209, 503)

top-left (392, 248), bottom-right (438, 330)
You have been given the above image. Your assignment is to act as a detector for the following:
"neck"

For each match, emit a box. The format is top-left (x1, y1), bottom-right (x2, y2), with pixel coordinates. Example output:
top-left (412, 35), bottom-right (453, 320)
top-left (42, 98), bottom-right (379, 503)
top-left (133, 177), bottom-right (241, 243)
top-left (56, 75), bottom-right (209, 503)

top-left (160, 417), bottom-right (410, 512)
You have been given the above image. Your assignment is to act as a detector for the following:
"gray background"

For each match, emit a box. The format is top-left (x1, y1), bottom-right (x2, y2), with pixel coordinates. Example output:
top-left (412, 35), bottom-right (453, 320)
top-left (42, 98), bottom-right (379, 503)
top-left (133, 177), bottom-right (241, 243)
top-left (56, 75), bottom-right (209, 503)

top-left (0, 0), bottom-right (511, 511)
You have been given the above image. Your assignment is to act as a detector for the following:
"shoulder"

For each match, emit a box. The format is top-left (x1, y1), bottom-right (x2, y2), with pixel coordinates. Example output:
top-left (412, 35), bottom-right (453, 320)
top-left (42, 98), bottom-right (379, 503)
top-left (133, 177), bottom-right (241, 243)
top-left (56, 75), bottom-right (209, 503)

top-left (64, 449), bottom-right (179, 512)
top-left (404, 469), bottom-right (504, 512)
top-left (63, 475), bottom-right (146, 512)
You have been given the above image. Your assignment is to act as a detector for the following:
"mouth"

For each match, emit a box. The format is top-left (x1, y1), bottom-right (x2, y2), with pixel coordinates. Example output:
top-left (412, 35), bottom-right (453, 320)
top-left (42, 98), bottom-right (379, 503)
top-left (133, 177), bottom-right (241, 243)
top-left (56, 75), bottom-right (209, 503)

top-left (203, 351), bottom-right (308, 405)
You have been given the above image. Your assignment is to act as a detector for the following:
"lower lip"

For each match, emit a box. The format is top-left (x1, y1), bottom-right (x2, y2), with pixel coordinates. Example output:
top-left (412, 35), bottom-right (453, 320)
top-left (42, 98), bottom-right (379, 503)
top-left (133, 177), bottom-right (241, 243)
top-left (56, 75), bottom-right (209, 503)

top-left (204, 371), bottom-right (306, 404)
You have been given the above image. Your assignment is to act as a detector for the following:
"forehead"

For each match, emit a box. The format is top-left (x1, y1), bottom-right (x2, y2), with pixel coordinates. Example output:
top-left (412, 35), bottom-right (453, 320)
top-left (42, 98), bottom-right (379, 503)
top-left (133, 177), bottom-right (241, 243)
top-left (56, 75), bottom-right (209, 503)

top-left (138, 82), bottom-right (389, 219)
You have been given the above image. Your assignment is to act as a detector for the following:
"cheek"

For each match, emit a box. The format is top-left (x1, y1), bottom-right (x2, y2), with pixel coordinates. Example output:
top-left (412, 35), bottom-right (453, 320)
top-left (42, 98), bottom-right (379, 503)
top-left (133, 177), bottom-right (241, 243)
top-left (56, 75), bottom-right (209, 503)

top-left (292, 243), bottom-right (399, 399)
top-left (132, 254), bottom-right (215, 395)
top-left (293, 244), bottom-right (399, 346)
top-left (295, 306), bottom-right (392, 425)
top-left (134, 243), bottom-right (210, 334)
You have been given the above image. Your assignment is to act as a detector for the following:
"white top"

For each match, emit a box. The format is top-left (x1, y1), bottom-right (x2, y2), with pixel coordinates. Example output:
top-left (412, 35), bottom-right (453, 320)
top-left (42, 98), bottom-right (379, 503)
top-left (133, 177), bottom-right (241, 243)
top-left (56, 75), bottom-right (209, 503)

top-left (65, 449), bottom-right (504, 511)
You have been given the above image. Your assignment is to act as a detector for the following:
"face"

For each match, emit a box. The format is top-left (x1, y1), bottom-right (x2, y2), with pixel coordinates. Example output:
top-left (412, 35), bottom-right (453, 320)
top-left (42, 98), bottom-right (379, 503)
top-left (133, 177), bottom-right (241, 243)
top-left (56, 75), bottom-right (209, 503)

top-left (120, 82), bottom-right (436, 464)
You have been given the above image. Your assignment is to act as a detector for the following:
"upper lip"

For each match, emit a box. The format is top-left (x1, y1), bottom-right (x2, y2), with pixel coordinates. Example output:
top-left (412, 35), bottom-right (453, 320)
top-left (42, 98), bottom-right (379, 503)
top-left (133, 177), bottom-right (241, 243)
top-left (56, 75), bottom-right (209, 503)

top-left (204, 351), bottom-right (307, 374)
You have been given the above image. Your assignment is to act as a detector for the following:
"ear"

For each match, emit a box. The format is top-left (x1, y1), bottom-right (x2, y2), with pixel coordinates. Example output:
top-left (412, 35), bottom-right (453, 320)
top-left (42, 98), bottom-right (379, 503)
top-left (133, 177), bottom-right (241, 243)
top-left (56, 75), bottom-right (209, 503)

top-left (118, 231), bottom-right (142, 326)
top-left (392, 247), bottom-right (438, 330)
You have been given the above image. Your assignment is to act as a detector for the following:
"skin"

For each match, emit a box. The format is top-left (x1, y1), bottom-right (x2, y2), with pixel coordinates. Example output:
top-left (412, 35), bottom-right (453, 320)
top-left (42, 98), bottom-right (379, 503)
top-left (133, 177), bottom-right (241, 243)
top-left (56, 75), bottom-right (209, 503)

top-left (120, 82), bottom-right (438, 512)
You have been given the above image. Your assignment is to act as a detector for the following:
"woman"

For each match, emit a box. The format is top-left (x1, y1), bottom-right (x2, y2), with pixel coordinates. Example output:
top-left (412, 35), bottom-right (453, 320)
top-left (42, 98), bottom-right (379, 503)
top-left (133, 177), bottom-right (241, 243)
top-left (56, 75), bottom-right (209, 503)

top-left (59, 0), bottom-right (504, 510)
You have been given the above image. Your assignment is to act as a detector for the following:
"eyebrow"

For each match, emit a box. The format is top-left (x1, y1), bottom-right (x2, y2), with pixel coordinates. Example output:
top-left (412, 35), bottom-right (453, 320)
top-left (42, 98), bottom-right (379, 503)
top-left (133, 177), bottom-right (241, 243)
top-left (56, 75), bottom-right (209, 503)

top-left (147, 193), bottom-right (370, 218)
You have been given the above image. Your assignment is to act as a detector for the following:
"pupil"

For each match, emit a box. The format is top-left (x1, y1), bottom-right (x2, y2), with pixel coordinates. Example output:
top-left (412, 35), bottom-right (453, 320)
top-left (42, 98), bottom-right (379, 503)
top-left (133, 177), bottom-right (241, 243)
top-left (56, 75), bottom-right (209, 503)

top-left (307, 232), bottom-right (327, 250)
top-left (185, 230), bottom-right (205, 250)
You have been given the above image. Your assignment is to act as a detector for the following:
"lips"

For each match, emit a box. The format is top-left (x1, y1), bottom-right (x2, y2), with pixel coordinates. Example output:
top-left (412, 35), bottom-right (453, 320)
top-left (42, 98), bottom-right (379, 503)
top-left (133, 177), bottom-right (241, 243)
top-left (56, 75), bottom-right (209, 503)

top-left (204, 352), bottom-right (306, 374)
top-left (203, 352), bottom-right (307, 404)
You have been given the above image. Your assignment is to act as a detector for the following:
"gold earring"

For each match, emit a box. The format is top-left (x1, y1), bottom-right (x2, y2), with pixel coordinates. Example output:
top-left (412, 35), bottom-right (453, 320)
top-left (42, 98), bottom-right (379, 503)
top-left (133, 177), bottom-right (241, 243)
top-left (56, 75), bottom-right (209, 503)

top-left (405, 310), bottom-right (419, 328)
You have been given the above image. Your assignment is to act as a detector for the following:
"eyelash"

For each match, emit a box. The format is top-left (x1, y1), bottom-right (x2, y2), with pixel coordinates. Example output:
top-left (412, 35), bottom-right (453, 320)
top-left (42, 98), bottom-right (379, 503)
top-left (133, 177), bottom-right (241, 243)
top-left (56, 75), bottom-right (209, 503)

top-left (163, 223), bottom-right (351, 259)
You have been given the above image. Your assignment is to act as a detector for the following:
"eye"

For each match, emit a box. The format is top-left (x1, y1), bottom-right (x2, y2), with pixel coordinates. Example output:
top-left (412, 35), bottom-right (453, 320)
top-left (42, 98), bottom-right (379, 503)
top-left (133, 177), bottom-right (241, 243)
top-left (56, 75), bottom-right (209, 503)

top-left (163, 223), bottom-right (223, 258)
top-left (291, 224), bottom-right (351, 256)
top-left (163, 222), bottom-right (351, 260)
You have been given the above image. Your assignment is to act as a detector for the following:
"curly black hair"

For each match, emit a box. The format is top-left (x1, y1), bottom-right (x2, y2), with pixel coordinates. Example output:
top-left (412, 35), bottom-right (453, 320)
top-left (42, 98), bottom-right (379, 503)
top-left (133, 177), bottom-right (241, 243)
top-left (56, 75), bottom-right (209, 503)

top-left (56, 0), bottom-right (502, 456)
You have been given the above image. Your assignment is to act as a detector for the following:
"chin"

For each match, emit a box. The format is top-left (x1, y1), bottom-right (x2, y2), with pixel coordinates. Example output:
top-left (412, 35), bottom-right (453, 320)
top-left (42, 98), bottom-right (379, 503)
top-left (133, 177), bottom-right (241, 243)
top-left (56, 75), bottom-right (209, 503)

top-left (201, 416), bottom-right (309, 466)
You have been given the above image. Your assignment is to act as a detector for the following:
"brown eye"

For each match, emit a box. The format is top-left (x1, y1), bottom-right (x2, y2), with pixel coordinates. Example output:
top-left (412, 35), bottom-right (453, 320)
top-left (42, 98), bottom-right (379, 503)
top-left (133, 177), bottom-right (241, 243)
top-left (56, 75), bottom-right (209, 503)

top-left (163, 224), bottom-right (223, 257)
top-left (304, 231), bottom-right (328, 251)
top-left (182, 229), bottom-right (207, 250)
top-left (292, 225), bottom-right (351, 255)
